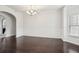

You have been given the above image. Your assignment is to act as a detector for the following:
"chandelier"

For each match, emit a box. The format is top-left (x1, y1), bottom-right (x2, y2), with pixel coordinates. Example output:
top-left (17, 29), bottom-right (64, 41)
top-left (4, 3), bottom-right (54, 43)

top-left (26, 5), bottom-right (39, 16)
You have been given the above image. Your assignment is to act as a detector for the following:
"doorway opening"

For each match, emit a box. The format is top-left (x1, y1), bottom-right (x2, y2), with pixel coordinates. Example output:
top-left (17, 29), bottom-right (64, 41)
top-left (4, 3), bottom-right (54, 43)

top-left (0, 11), bottom-right (16, 38)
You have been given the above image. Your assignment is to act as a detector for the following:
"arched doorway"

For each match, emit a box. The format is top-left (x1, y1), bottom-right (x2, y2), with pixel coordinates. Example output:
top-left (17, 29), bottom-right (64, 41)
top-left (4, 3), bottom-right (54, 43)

top-left (0, 11), bottom-right (16, 52)
top-left (0, 11), bottom-right (16, 38)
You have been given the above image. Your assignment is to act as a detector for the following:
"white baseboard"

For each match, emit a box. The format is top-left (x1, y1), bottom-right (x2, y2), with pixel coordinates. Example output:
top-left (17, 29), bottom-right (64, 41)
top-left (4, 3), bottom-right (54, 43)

top-left (16, 34), bottom-right (24, 38)
top-left (63, 39), bottom-right (79, 46)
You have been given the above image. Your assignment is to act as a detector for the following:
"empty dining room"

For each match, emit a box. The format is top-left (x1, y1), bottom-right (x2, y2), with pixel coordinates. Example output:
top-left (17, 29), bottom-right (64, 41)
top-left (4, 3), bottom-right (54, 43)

top-left (0, 5), bottom-right (79, 53)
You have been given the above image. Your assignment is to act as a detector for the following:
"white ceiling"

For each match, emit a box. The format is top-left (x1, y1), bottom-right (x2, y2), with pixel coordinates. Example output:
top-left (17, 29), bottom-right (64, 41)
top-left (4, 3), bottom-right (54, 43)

top-left (7, 5), bottom-right (64, 12)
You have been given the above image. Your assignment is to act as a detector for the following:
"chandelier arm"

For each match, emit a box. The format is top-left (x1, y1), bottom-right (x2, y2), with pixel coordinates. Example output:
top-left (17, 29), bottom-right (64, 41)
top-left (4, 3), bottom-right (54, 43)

top-left (26, 5), bottom-right (39, 16)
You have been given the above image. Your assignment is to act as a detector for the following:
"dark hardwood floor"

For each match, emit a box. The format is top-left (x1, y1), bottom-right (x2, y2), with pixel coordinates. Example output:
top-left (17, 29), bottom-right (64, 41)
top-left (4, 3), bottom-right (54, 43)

top-left (0, 36), bottom-right (79, 53)
top-left (16, 36), bottom-right (63, 53)
top-left (0, 36), bottom-right (16, 53)
top-left (64, 42), bottom-right (79, 53)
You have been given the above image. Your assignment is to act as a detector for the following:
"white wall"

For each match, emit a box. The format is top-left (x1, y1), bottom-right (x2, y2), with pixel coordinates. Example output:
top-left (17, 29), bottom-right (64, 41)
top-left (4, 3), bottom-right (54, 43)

top-left (0, 5), bottom-right (23, 37)
top-left (23, 9), bottom-right (63, 38)
top-left (63, 5), bottom-right (79, 45)
top-left (0, 5), bottom-right (63, 38)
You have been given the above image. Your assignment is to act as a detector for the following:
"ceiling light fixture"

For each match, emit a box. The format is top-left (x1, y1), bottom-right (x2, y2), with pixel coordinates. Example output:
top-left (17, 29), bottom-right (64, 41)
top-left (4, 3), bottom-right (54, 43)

top-left (26, 5), bottom-right (39, 16)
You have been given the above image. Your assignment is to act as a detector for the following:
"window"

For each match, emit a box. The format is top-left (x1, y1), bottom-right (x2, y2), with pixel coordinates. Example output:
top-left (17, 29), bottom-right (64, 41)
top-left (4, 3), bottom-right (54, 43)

top-left (69, 15), bottom-right (79, 37)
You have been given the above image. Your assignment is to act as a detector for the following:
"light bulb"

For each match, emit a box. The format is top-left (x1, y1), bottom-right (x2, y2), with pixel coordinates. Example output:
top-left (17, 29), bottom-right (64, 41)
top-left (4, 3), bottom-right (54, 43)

top-left (26, 10), bottom-right (38, 16)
